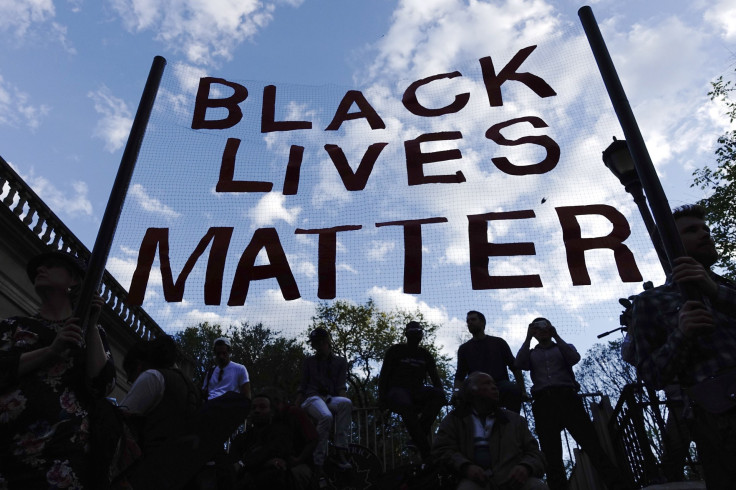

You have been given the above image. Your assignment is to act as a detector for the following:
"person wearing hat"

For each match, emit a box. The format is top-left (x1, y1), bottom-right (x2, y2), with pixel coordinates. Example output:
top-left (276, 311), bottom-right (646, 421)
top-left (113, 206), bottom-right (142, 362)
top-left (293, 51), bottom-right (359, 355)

top-left (0, 249), bottom-right (115, 488)
top-left (202, 337), bottom-right (251, 401)
top-left (296, 327), bottom-right (352, 473)
top-left (378, 321), bottom-right (446, 462)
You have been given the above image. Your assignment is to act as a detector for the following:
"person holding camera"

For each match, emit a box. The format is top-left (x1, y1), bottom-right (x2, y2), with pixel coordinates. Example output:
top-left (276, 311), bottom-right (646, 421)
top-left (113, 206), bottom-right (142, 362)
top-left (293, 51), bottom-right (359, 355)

top-left (296, 327), bottom-right (352, 474)
top-left (515, 318), bottom-right (627, 490)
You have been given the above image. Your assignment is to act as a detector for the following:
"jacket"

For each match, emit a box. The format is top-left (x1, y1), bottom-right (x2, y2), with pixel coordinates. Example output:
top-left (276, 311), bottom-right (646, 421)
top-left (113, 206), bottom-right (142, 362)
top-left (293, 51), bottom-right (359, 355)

top-left (432, 406), bottom-right (546, 486)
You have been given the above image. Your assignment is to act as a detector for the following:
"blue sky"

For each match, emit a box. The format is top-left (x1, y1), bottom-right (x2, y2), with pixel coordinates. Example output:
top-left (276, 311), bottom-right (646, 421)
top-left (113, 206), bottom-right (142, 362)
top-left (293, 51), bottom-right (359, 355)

top-left (1, 0), bottom-right (734, 360)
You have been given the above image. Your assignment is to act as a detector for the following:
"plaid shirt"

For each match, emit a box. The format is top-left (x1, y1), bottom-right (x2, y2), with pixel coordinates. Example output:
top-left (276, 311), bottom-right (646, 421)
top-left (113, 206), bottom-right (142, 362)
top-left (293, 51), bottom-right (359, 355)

top-left (631, 273), bottom-right (736, 389)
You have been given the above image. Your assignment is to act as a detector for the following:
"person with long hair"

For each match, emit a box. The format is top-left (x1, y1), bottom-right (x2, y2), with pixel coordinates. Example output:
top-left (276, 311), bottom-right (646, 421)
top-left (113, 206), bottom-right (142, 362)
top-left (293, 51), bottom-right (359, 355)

top-left (0, 250), bottom-right (115, 488)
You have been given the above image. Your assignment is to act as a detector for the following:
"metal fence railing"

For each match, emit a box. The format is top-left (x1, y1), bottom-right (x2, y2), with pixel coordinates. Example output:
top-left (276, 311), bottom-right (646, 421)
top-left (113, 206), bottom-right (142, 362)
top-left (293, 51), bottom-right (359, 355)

top-left (609, 382), bottom-right (700, 488)
top-left (0, 155), bottom-right (166, 342)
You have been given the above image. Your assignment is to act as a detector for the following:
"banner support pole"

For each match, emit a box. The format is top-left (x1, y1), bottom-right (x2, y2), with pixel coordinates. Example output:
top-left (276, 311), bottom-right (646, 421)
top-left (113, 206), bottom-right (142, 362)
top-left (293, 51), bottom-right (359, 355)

top-left (75, 55), bottom-right (167, 331)
top-left (578, 6), bottom-right (698, 300)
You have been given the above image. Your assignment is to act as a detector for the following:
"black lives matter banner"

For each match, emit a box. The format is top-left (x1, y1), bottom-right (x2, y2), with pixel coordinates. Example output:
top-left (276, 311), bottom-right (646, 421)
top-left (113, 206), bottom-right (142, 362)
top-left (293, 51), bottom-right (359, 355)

top-left (112, 32), bottom-right (659, 335)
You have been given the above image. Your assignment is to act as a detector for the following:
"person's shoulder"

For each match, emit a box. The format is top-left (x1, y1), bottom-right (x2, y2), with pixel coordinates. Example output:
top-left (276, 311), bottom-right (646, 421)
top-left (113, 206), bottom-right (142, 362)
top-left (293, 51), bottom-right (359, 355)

top-left (230, 361), bottom-right (248, 371)
top-left (634, 283), bottom-right (676, 301)
top-left (385, 343), bottom-right (402, 354)
top-left (485, 335), bottom-right (510, 348)
top-left (632, 283), bottom-right (680, 310)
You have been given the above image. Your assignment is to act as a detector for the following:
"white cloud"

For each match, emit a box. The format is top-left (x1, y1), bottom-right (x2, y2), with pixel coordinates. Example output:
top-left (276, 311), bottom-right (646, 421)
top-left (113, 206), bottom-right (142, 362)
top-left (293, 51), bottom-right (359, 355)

top-left (0, 0), bottom-right (55, 37)
top-left (367, 285), bottom-right (466, 358)
top-left (0, 75), bottom-right (51, 129)
top-left (367, 240), bottom-right (396, 261)
top-left (10, 165), bottom-right (94, 218)
top-left (249, 192), bottom-right (301, 227)
top-left (703, 0), bottom-right (736, 41)
top-left (88, 86), bottom-right (133, 152)
top-left (110, 0), bottom-right (303, 66)
top-left (129, 183), bottom-right (182, 219)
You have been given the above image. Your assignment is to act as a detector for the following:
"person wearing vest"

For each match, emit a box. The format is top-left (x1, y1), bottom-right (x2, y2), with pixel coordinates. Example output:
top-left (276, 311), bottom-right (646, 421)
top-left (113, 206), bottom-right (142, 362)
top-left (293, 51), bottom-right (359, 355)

top-left (516, 318), bottom-right (629, 490)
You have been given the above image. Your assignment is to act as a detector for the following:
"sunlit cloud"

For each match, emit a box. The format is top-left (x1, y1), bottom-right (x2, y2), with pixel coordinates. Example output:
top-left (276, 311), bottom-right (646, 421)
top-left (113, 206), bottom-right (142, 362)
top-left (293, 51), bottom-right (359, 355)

top-left (0, 0), bottom-right (55, 38)
top-left (88, 86), bottom-right (133, 153)
top-left (129, 183), bottom-right (182, 219)
top-left (249, 192), bottom-right (301, 226)
top-left (0, 75), bottom-right (51, 129)
top-left (110, 0), bottom-right (304, 66)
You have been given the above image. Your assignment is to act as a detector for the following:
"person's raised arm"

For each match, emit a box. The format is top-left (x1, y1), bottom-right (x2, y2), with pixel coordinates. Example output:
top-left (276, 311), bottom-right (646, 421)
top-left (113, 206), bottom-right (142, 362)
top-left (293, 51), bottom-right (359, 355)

top-left (515, 323), bottom-right (535, 370)
top-left (550, 327), bottom-right (580, 366)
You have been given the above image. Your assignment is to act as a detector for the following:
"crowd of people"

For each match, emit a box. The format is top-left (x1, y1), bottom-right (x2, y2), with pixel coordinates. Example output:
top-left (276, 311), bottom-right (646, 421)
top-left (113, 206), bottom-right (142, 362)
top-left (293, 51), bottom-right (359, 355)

top-left (1, 202), bottom-right (734, 490)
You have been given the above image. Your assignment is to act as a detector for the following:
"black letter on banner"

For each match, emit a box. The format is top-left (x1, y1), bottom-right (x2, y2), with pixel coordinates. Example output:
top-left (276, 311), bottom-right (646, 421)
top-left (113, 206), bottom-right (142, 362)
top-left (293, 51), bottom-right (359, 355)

top-left (282, 145), bottom-right (305, 195)
top-left (485, 116), bottom-right (560, 175)
top-left (479, 46), bottom-right (556, 107)
top-left (555, 205), bottom-right (643, 285)
top-left (375, 217), bottom-right (448, 294)
top-left (468, 210), bottom-right (542, 289)
top-left (325, 90), bottom-right (386, 130)
top-left (191, 77), bottom-right (248, 129)
top-left (229, 228), bottom-right (300, 305)
top-left (261, 85), bottom-right (312, 132)
top-left (324, 143), bottom-right (389, 191)
top-left (217, 138), bottom-right (273, 192)
top-left (129, 227), bottom-right (234, 306)
top-left (295, 225), bottom-right (362, 299)
top-left (404, 132), bottom-right (467, 185)
top-left (402, 71), bottom-right (470, 117)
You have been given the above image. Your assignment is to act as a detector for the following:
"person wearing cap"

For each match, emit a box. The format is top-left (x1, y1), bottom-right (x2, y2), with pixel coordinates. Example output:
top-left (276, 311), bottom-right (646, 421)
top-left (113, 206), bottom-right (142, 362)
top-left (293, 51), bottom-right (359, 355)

top-left (378, 321), bottom-right (446, 462)
top-left (296, 327), bottom-right (352, 473)
top-left (0, 249), bottom-right (115, 488)
top-left (202, 337), bottom-right (251, 400)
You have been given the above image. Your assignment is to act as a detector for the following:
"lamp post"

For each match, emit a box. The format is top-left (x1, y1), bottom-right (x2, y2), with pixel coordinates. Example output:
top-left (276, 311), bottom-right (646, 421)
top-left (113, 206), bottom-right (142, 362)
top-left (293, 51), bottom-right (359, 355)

top-left (602, 137), bottom-right (671, 275)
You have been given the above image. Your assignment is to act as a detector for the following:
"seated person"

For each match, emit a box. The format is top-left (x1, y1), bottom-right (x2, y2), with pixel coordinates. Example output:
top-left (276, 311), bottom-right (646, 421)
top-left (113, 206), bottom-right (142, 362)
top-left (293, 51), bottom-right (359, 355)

top-left (202, 337), bottom-right (251, 401)
top-left (296, 327), bottom-right (353, 473)
top-left (261, 386), bottom-right (319, 480)
top-left (378, 321), bottom-right (446, 462)
top-left (230, 393), bottom-right (314, 490)
top-left (432, 372), bottom-right (548, 490)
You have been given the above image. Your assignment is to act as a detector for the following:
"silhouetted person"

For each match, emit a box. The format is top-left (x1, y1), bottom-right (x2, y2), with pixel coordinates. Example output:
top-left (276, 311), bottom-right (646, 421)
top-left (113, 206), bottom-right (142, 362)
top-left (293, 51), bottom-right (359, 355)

top-left (296, 327), bottom-right (352, 479)
top-left (202, 337), bottom-right (251, 401)
top-left (516, 318), bottom-right (629, 490)
top-left (378, 321), bottom-right (446, 462)
top-left (0, 250), bottom-right (115, 488)
top-left (455, 310), bottom-right (526, 413)
top-left (230, 393), bottom-right (314, 490)
top-left (117, 335), bottom-right (200, 489)
top-left (433, 372), bottom-right (547, 490)
top-left (630, 204), bottom-right (736, 489)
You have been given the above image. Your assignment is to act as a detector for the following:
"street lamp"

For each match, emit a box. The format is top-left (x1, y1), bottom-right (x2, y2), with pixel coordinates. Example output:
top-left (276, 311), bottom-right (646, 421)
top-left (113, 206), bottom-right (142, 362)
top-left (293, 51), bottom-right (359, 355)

top-left (602, 137), bottom-right (671, 274)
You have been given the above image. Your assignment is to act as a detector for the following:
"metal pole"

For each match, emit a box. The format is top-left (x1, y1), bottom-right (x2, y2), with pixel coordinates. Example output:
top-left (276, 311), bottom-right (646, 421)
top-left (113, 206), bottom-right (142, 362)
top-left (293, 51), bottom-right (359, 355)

top-left (75, 56), bottom-right (167, 330)
top-left (578, 7), bottom-right (697, 300)
top-left (626, 182), bottom-right (671, 275)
